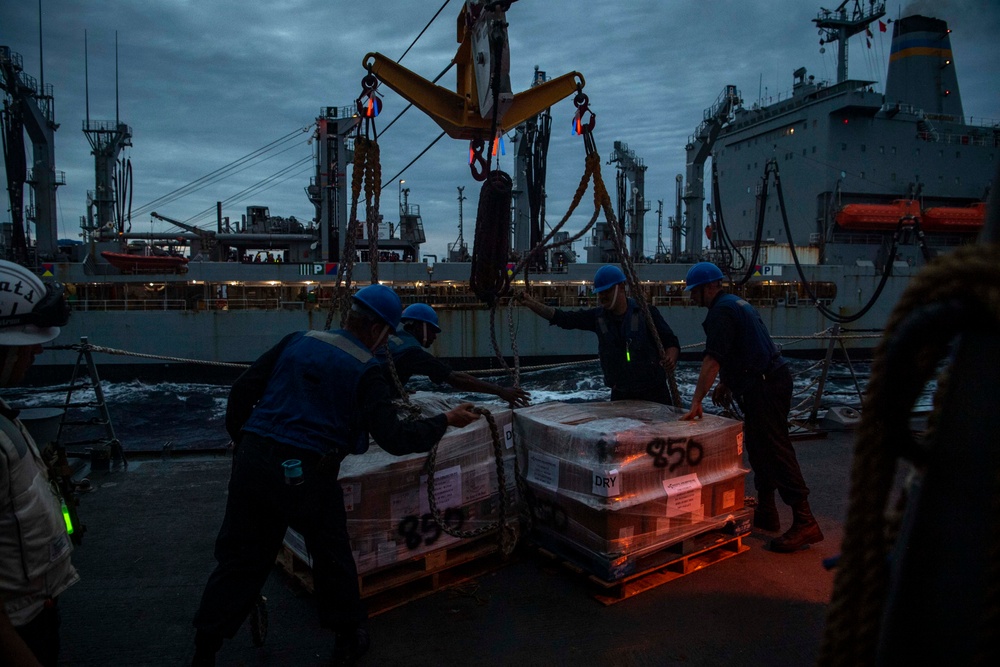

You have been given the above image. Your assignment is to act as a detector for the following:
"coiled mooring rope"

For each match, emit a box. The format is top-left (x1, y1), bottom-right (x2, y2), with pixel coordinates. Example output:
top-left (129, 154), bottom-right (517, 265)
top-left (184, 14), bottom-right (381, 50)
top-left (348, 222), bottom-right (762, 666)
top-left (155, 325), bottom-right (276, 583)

top-left (818, 242), bottom-right (1000, 666)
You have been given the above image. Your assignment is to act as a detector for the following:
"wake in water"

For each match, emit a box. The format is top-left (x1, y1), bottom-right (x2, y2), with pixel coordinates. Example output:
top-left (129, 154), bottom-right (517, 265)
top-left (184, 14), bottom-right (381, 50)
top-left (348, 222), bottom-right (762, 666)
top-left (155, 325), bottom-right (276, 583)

top-left (2, 359), bottom-right (880, 452)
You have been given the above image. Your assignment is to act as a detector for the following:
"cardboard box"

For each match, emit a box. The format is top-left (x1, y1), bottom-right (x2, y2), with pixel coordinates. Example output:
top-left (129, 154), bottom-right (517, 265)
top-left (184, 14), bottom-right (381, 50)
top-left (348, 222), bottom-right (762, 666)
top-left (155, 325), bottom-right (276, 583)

top-left (285, 398), bottom-right (516, 576)
top-left (515, 401), bottom-right (748, 561)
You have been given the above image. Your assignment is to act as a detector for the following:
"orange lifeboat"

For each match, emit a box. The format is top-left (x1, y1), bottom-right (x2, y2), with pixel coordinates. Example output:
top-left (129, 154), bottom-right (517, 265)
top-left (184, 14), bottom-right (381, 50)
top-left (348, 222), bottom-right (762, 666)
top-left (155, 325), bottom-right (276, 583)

top-left (101, 251), bottom-right (190, 274)
top-left (835, 199), bottom-right (921, 231)
top-left (920, 202), bottom-right (986, 233)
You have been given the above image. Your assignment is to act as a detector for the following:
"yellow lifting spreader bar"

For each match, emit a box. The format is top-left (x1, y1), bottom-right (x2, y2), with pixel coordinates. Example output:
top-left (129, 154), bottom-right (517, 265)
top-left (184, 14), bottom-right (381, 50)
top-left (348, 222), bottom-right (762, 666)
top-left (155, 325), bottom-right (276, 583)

top-left (362, 52), bottom-right (583, 141)
top-left (361, 2), bottom-right (584, 140)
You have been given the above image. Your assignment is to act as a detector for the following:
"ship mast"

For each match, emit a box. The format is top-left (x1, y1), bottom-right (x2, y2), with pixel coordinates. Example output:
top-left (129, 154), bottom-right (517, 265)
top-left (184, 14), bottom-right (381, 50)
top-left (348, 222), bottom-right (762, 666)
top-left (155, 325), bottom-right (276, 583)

top-left (0, 5), bottom-right (61, 262)
top-left (448, 186), bottom-right (469, 262)
top-left (82, 31), bottom-right (132, 240)
top-left (814, 0), bottom-right (886, 83)
top-left (609, 141), bottom-right (648, 261)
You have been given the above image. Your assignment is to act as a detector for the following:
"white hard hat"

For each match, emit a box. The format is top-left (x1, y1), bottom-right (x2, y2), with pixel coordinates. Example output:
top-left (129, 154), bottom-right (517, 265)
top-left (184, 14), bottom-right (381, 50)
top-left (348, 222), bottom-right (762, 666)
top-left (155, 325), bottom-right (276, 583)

top-left (0, 260), bottom-right (69, 345)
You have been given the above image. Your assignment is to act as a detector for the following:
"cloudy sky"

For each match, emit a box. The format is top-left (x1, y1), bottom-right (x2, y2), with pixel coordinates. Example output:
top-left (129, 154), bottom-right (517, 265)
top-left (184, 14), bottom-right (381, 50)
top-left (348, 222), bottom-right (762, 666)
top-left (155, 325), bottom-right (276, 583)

top-left (2, 0), bottom-right (998, 259)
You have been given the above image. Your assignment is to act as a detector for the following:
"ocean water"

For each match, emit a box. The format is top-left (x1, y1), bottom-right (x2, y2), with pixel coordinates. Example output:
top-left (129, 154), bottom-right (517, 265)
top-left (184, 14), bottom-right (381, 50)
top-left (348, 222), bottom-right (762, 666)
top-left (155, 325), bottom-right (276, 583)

top-left (3, 358), bottom-right (882, 453)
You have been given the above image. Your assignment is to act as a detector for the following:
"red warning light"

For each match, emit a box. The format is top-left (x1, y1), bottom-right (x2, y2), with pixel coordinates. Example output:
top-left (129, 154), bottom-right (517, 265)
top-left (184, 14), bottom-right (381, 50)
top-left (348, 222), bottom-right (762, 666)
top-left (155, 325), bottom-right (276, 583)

top-left (842, 118), bottom-right (849, 124)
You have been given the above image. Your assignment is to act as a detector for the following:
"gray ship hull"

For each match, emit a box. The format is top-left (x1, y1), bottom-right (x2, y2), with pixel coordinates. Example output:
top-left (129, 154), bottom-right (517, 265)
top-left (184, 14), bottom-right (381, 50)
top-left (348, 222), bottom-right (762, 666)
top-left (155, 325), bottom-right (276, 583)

top-left (36, 258), bottom-right (909, 381)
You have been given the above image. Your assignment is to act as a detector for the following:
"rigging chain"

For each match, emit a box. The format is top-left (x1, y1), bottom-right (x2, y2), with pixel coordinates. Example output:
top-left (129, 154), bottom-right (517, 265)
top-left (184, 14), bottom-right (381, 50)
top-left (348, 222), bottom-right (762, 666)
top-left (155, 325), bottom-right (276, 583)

top-left (326, 71), bottom-right (384, 330)
top-left (425, 406), bottom-right (525, 556)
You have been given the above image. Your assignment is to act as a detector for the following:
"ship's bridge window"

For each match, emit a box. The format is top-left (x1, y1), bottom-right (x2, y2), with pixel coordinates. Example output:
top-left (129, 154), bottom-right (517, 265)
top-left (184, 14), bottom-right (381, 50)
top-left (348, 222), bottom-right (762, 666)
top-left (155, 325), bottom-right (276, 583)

top-left (879, 146), bottom-right (885, 154)
top-left (955, 151), bottom-right (961, 159)
top-left (841, 143), bottom-right (848, 151)
top-left (860, 144), bottom-right (866, 153)
top-left (892, 147), bottom-right (897, 155)
top-left (812, 146), bottom-right (816, 153)
top-left (955, 176), bottom-right (961, 185)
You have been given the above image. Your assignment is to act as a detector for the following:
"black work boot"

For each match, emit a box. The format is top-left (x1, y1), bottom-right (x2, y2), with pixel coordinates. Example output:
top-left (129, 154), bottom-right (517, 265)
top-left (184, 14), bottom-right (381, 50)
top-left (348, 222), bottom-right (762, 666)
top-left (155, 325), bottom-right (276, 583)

top-left (771, 500), bottom-right (824, 553)
top-left (752, 490), bottom-right (781, 532)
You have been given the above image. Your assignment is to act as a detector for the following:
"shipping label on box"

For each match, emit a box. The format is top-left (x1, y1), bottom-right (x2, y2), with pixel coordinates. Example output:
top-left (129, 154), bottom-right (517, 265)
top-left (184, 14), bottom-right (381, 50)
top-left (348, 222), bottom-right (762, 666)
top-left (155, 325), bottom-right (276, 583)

top-left (527, 450), bottom-right (560, 490)
top-left (663, 473), bottom-right (703, 517)
top-left (463, 467), bottom-right (490, 504)
top-left (419, 465), bottom-right (462, 515)
top-left (504, 422), bottom-right (514, 449)
top-left (592, 468), bottom-right (621, 497)
top-left (376, 540), bottom-right (398, 568)
top-left (390, 487), bottom-right (420, 522)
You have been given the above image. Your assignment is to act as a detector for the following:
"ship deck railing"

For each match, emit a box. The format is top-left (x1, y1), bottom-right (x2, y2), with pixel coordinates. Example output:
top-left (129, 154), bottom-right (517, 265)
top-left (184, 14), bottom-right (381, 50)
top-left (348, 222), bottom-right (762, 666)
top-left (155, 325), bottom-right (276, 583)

top-left (69, 294), bottom-right (824, 313)
top-left (72, 299), bottom-right (189, 312)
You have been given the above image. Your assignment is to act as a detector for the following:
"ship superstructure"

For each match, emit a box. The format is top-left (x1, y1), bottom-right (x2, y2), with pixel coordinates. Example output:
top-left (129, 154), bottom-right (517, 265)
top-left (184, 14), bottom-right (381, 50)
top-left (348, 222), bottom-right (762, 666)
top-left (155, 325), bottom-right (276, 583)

top-left (704, 11), bottom-right (995, 274)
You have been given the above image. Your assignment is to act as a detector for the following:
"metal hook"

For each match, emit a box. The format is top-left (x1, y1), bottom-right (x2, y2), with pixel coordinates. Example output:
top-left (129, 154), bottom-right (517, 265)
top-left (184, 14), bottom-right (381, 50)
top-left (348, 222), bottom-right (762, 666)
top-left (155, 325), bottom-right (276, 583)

top-left (469, 138), bottom-right (490, 182)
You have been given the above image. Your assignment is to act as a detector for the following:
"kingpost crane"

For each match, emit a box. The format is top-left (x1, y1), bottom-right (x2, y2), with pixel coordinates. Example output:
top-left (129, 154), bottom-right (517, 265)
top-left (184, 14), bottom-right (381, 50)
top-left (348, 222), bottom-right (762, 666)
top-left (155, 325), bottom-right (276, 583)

top-left (682, 84), bottom-right (740, 261)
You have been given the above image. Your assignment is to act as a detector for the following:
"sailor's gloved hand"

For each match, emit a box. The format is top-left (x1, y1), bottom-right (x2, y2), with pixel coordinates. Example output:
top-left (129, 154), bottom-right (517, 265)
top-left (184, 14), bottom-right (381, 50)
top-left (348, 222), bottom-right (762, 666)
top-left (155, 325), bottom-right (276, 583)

top-left (445, 403), bottom-right (481, 428)
top-left (498, 386), bottom-right (531, 408)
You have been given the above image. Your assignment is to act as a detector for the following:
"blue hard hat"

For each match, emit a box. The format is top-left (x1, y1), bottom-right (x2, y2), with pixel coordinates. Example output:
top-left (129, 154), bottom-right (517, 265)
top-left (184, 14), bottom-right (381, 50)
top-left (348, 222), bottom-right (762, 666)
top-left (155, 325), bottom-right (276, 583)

top-left (401, 303), bottom-right (441, 332)
top-left (593, 265), bottom-right (626, 293)
top-left (352, 284), bottom-right (402, 328)
top-left (684, 262), bottom-right (725, 290)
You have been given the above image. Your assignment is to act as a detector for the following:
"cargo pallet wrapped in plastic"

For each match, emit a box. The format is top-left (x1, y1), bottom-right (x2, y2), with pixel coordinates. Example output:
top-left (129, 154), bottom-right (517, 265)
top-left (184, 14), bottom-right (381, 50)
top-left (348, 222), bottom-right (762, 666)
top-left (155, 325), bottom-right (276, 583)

top-left (283, 395), bottom-right (517, 585)
top-left (514, 401), bottom-right (750, 581)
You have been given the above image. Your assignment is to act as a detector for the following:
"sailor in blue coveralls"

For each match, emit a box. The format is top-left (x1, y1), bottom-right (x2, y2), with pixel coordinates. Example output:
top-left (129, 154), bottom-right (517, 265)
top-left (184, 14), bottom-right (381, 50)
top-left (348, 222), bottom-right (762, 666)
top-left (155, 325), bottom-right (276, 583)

top-left (680, 262), bottom-right (823, 553)
top-left (516, 265), bottom-right (681, 405)
top-left (191, 285), bottom-right (481, 666)
top-left (383, 303), bottom-right (530, 406)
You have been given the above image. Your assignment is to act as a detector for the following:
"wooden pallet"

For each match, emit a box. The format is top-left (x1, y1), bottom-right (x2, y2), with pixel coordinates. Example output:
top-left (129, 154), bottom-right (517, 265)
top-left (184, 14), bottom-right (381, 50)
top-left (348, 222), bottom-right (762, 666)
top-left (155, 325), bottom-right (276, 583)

top-left (276, 535), bottom-right (513, 616)
top-left (533, 526), bottom-right (750, 605)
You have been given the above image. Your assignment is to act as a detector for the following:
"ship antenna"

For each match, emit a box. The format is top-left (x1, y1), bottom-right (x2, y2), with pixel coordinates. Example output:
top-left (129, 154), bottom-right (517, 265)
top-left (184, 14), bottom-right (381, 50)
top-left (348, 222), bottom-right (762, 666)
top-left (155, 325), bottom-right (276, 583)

top-left (85, 30), bottom-right (90, 126)
top-left (115, 31), bottom-right (120, 125)
top-left (38, 0), bottom-right (44, 96)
